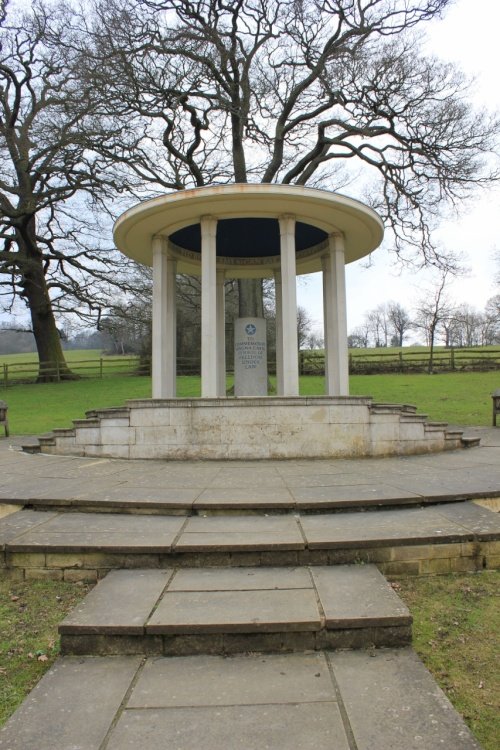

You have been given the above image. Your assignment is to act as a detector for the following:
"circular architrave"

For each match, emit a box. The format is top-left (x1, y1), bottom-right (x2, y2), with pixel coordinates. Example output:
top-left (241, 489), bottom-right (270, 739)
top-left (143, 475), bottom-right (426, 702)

top-left (113, 184), bottom-right (384, 278)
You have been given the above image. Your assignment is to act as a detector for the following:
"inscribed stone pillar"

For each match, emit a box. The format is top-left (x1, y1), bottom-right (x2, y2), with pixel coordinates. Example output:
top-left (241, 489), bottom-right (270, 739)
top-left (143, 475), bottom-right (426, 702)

top-left (323, 232), bottom-right (349, 396)
top-left (234, 318), bottom-right (268, 396)
top-left (201, 216), bottom-right (218, 398)
top-left (278, 215), bottom-right (299, 396)
top-left (152, 236), bottom-right (176, 398)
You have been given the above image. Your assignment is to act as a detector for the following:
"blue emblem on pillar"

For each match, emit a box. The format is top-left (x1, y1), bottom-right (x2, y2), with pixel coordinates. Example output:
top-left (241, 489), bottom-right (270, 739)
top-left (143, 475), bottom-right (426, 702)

top-left (245, 323), bottom-right (257, 335)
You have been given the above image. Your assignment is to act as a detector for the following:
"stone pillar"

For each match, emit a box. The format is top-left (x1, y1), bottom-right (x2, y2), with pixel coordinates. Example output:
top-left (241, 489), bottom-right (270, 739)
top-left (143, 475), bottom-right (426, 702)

top-left (152, 236), bottom-right (176, 398)
top-left (274, 269), bottom-right (284, 395)
top-left (216, 269), bottom-right (226, 397)
top-left (234, 318), bottom-right (268, 396)
top-left (323, 232), bottom-right (349, 396)
top-left (278, 215), bottom-right (299, 396)
top-left (201, 215), bottom-right (218, 398)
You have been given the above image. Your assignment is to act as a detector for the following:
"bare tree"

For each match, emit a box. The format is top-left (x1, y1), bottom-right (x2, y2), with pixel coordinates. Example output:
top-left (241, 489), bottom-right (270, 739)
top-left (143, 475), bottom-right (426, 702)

top-left (483, 295), bottom-right (500, 345)
top-left (413, 269), bottom-right (453, 372)
top-left (297, 306), bottom-right (314, 350)
top-left (387, 302), bottom-right (412, 347)
top-left (0, 2), bottom-right (135, 379)
top-left (76, 0), bottom-right (499, 317)
top-left (348, 322), bottom-right (370, 349)
top-left (447, 304), bottom-right (483, 347)
top-left (366, 304), bottom-right (391, 347)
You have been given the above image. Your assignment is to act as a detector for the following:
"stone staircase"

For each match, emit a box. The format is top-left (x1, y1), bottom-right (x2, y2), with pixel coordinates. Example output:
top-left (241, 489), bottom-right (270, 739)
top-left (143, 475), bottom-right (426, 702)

top-left (58, 565), bottom-right (412, 657)
top-left (1, 447), bottom-right (497, 748)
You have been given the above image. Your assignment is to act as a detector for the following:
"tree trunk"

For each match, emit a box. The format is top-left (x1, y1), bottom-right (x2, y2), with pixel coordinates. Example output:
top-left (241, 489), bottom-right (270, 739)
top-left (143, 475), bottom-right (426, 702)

top-left (428, 326), bottom-right (436, 375)
top-left (238, 278), bottom-right (264, 318)
top-left (18, 218), bottom-right (76, 382)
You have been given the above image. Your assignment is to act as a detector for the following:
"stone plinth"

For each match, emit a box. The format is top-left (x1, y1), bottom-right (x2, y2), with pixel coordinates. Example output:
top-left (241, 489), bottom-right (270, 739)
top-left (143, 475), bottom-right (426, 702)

top-left (37, 397), bottom-right (466, 460)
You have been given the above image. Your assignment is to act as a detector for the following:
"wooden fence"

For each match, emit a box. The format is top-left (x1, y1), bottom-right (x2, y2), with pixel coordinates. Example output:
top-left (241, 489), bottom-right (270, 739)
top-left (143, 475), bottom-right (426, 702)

top-left (0, 356), bottom-right (209, 386)
top-left (1, 347), bottom-right (500, 386)
top-left (300, 348), bottom-right (500, 375)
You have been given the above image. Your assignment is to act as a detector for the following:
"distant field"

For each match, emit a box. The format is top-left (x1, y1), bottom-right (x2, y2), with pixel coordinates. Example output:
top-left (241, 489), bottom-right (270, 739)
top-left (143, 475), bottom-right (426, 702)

top-left (0, 370), bottom-right (498, 434)
top-left (0, 350), bottom-right (143, 383)
top-left (0, 350), bottom-right (104, 364)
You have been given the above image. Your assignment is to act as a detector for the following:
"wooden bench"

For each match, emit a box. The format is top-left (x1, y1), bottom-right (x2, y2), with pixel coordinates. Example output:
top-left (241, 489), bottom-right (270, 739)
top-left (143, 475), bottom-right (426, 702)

top-left (0, 400), bottom-right (8, 437)
top-left (493, 389), bottom-right (500, 427)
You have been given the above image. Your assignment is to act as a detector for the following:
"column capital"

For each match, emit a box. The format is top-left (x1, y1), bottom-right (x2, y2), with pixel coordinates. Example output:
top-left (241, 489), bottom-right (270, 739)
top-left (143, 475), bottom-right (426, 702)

top-left (328, 232), bottom-right (346, 253)
top-left (278, 214), bottom-right (296, 236)
top-left (200, 215), bottom-right (218, 236)
top-left (152, 234), bottom-right (168, 255)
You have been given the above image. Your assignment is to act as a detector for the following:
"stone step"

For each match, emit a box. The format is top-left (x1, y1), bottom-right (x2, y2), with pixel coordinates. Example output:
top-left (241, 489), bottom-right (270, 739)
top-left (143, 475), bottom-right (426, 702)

top-left (0, 649), bottom-right (482, 750)
top-left (85, 407), bottom-right (130, 420)
top-left (461, 436), bottom-right (481, 449)
top-left (3, 476), bottom-right (498, 515)
top-left (2, 503), bottom-right (499, 580)
top-left (59, 565), bottom-right (412, 656)
top-left (424, 421), bottom-right (449, 431)
top-left (370, 403), bottom-right (417, 414)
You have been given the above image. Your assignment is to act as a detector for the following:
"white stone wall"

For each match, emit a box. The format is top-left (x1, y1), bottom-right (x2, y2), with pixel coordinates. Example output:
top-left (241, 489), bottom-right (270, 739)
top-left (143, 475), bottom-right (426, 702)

top-left (44, 397), bottom-right (461, 460)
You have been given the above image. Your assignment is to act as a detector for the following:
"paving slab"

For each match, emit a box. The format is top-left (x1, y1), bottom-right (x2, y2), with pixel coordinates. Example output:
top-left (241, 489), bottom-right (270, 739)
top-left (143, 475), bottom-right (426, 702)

top-left (0, 508), bottom-right (57, 549)
top-left (330, 648), bottom-right (483, 750)
top-left (83, 485), bottom-right (199, 508)
top-left (106, 702), bottom-right (350, 750)
top-left (60, 569), bottom-right (172, 634)
top-left (194, 487), bottom-right (295, 509)
top-left (0, 656), bottom-right (141, 750)
top-left (5, 511), bottom-right (186, 552)
top-left (7, 530), bottom-right (180, 553)
top-left (174, 531), bottom-right (304, 551)
top-left (175, 514), bottom-right (304, 551)
top-left (127, 652), bottom-right (334, 707)
top-left (206, 467), bottom-right (288, 487)
top-left (435, 500), bottom-right (500, 537)
top-left (291, 483), bottom-right (420, 508)
top-left (180, 515), bottom-right (300, 532)
top-left (16, 511), bottom-right (185, 534)
top-left (311, 565), bottom-right (412, 628)
top-left (388, 473), bottom-right (500, 500)
top-left (169, 566), bottom-right (312, 591)
top-left (301, 506), bottom-right (474, 548)
top-left (146, 588), bottom-right (322, 633)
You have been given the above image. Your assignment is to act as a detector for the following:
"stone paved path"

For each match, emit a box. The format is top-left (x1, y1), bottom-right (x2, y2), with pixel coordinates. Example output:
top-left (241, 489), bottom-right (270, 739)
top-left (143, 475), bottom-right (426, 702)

top-left (0, 428), bottom-right (498, 748)
top-left (0, 649), bottom-right (483, 749)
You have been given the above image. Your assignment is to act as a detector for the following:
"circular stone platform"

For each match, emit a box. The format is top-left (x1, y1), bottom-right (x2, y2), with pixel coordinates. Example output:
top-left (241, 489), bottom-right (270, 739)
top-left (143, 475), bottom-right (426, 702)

top-left (113, 183), bottom-right (384, 278)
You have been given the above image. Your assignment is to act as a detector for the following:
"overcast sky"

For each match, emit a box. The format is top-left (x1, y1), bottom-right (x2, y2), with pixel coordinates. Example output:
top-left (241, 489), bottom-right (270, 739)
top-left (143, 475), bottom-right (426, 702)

top-left (298, 0), bottom-right (500, 337)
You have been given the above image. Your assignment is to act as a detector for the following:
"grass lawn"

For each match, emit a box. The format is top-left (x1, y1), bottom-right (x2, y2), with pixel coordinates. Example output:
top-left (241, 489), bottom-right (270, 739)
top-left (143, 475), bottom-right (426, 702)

top-left (0, 579), bottom-right (92, 726)
top-left (0, 370), bottom-right (498, 434)
top-left (397, 571), bottom-right (499, 750)
top-left (0, 572), bottom-right (497, 747)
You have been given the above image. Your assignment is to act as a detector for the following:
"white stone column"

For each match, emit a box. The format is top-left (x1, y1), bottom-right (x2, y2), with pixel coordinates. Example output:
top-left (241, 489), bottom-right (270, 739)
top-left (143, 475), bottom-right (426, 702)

top-left (201, 215), bottom-right (218, 397)
top-left (323, 232), bottom-right (349, 396)
top-left (278, 215), bottom-right (299, 396)
top-left (216, 269), bottom-right (226, 397)
top-left (152, 236), bottom-right (177, 398)
top-left (274, 269), bottom-right (284, 395)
